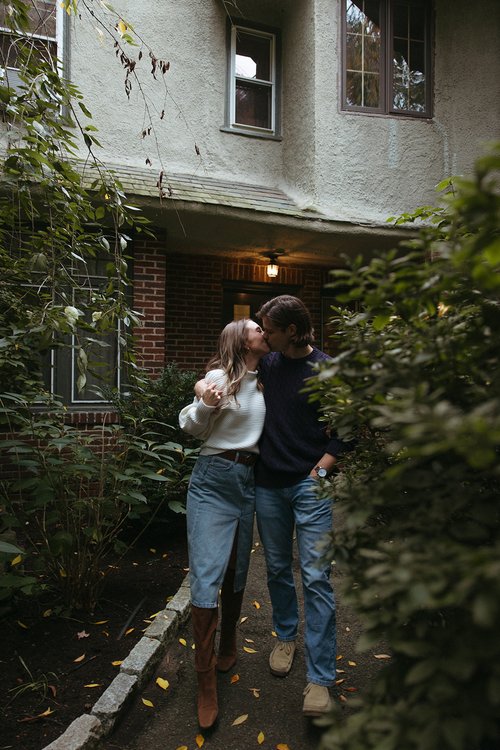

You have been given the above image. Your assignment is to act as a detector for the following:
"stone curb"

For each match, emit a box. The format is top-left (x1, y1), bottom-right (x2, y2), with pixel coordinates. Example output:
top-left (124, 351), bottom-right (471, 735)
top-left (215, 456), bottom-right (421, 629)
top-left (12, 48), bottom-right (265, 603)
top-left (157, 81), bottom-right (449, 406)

top-left (41, 574), bottom-right (191, 750)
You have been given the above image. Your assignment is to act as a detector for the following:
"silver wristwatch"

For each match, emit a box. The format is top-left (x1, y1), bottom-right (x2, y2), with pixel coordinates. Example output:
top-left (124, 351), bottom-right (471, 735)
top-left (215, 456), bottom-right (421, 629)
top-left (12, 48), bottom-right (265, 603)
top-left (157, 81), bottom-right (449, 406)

top-left (314, 465), bottom-right (328, 478)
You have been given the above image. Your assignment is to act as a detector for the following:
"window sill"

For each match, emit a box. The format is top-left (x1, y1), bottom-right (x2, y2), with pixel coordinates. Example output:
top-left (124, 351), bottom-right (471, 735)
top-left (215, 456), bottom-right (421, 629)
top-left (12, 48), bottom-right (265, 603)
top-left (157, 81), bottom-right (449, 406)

top-left (220, 126), bottom-right (282, 142)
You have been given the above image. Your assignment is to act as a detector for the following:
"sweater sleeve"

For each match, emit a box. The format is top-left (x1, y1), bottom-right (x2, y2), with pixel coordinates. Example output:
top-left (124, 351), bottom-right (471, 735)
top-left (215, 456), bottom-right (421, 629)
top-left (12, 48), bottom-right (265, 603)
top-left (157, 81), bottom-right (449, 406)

top-left (178, 369), bottom-right (225, 439)
top-left (178, 397), bottom-right (220, 439)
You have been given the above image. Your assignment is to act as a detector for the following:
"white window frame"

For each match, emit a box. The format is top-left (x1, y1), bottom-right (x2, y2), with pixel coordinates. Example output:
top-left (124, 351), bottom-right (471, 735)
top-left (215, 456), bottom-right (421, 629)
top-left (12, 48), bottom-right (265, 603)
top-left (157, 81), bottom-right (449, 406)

top-left (227, 22), bottom-right (279, 137)
top-left (0, 1), bottom-right (65, 90)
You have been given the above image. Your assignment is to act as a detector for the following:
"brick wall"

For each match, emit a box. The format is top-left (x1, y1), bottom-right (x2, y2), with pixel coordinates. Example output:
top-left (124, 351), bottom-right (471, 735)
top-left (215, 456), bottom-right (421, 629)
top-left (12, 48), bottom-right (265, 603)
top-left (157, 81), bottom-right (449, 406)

top-left (132, 235), bottom-right (167, 378)
top-left (165, 252), bottom-right (331, 374)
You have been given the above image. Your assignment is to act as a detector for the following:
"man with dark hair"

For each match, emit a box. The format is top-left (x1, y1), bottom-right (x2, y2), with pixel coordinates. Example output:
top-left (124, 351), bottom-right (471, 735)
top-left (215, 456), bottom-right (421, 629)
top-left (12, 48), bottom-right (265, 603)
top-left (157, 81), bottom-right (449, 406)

top-left (255, 294), bottom-right (343, 717)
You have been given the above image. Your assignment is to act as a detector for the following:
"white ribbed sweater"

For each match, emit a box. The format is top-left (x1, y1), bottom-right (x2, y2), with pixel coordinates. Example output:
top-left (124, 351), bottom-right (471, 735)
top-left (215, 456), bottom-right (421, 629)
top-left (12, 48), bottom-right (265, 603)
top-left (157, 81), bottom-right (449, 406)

top-left (178, 369), bottom-right (265, 455)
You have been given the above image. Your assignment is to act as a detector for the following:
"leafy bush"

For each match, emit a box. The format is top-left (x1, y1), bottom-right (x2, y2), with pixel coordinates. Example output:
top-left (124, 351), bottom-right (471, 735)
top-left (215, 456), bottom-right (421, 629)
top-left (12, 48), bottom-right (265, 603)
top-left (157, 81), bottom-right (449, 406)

top-left (0, 394), bottom-right (182, 611)
top-left (310, 144), bottom-right (500, 750)
top-left (111, 362), bottom-right (201, 519)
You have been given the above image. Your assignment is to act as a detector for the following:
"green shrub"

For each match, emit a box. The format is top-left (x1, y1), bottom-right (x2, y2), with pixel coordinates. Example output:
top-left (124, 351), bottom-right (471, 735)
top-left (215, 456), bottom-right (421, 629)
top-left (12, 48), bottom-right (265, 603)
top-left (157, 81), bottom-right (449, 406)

top-left (111, 362), bottom-right (201, 518)
top-left (0, 394), bottom-right (183, 612)
top-left (310, 144), bottom-right (500, 750)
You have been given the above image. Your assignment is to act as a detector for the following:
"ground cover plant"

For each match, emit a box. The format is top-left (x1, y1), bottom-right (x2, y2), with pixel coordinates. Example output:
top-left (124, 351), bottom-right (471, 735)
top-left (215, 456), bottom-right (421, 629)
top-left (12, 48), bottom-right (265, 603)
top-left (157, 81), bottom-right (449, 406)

top-left (311, 144), bottom-right (500, 750)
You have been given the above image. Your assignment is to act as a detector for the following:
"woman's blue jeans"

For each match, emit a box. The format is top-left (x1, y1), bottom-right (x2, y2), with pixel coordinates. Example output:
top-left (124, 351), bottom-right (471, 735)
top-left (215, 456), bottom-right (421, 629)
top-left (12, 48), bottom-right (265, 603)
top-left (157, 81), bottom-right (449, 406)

top-left (255, 477), bottom-right (336, 686)
top-left (187, 454), bottom-right (255, 608)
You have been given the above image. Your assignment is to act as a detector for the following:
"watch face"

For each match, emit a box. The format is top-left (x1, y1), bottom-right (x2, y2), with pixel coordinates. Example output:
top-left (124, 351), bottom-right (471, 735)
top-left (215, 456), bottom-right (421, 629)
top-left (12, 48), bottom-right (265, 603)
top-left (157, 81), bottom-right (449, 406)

top-left (316, 467), bottom-right (327, 478)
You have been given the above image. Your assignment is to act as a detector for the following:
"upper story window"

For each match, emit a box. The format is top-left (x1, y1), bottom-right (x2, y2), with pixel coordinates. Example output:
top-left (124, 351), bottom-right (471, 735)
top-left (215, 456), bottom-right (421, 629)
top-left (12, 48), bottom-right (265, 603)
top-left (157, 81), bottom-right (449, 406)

top-left (0, 0), bottom-right (62, 90)
top-left (225, 21), bottom-right (280, 138)
top-left (342, 0), bottom-right (432, 117)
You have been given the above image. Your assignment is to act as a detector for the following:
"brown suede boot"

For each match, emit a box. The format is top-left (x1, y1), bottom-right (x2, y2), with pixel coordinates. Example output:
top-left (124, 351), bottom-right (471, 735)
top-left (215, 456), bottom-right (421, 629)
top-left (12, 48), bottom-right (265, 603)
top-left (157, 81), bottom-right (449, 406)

top-left (191, 605), bottom-right (219, 729)
top-left (217, 567), bottom-right (244, 673)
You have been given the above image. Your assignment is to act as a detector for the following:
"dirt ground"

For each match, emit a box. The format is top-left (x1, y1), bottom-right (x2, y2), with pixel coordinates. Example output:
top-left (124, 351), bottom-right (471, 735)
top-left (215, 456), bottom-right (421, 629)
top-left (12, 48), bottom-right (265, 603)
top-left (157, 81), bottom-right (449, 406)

top-left (0, 515), bottom-right (189, 750)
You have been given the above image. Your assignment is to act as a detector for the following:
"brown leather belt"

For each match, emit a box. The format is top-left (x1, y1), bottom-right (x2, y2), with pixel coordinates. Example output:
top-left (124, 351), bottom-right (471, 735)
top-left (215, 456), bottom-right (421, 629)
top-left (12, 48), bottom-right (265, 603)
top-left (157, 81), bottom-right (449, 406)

top-left (217, 450), bottom-right (257, 466)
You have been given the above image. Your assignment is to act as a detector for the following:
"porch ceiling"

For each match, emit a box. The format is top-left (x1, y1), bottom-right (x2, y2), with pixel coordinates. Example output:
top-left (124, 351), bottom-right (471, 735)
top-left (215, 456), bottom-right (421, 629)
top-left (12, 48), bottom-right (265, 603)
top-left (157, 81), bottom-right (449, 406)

top-left (106, 165), bottom-right (414, 267)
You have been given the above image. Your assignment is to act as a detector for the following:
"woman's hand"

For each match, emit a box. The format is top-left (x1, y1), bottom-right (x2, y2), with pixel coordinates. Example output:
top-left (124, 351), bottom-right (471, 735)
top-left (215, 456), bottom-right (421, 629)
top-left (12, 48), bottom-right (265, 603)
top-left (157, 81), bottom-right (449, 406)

top-left (201, 382), bottom-right (222, 407)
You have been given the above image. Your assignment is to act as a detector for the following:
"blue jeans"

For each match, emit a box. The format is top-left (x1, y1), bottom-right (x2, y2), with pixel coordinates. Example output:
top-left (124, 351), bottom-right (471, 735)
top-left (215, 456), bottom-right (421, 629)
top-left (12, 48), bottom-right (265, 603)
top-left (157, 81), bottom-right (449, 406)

top-left (187, 454), bottom-right (255, 608)
top-left (255, 477), bottom-right (336, 686)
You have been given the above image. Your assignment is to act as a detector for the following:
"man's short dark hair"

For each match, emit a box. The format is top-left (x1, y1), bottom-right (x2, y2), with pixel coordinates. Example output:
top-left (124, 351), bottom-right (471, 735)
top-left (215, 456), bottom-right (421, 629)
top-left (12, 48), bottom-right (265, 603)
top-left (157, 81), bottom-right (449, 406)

top-left (257, 295), bottom-right (314, 348)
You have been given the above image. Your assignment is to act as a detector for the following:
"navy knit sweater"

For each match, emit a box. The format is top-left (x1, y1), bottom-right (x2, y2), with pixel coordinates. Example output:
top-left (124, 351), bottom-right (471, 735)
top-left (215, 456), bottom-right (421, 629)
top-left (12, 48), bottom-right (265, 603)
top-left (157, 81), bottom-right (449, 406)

top-left (255, 348), bottom-right (345, 488)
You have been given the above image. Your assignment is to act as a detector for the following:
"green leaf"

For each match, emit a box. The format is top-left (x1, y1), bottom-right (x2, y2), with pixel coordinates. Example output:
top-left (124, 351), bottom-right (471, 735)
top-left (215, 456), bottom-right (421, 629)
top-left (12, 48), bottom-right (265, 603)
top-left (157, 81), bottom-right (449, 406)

top-left (78, 102), bottom-right (93, 118)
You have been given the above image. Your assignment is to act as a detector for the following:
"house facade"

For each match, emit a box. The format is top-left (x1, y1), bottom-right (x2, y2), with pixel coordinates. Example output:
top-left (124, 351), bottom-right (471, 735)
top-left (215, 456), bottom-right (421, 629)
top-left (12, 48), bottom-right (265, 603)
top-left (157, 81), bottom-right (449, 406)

top-left (2, 0), bottom-right (500, 418)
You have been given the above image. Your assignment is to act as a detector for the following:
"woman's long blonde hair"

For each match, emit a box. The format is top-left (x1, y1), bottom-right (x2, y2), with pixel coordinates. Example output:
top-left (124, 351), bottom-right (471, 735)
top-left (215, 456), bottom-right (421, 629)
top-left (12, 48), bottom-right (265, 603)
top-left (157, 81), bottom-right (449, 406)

top-left (206, 318), bottom-right (252, 399)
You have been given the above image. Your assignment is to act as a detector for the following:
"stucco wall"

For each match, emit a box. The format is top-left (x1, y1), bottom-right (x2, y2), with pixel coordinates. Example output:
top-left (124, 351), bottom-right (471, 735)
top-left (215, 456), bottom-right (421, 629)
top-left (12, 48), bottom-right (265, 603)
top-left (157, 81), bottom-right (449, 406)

top-left (67, 0), bottom-right (500, 224)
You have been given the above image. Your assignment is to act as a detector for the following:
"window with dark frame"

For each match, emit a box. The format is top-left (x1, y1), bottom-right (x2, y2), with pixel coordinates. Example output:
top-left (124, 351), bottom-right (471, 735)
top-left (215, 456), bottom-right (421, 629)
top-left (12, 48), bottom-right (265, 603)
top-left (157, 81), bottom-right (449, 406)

top-left (40, 256), bottom-right (127, 409)
top-left (342, 0), bottom-right (432, 117)
top-left (226, 21), bottom-right (280, 136)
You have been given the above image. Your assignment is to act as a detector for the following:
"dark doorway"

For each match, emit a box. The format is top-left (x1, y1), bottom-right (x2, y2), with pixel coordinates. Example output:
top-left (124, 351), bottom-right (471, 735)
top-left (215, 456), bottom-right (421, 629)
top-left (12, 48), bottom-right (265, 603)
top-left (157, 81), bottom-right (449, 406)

top-left (222, 281), bottom-right (301, 327)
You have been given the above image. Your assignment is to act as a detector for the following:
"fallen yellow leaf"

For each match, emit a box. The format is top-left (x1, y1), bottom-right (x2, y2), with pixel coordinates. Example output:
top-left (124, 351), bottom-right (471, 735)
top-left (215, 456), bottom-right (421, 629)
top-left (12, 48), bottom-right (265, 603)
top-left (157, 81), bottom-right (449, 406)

top-left (252, 600), bottom-right (261, 609)
top-left (59, 568), bottom-right (67, 578)
top-left (276, 744), bottom-right (290, 750)
top-left (92, 620), bottom-right (109, 625)
top-left (42, 609), bottom-right (52, 618)
top-left (337, 668), bottom-right (345, 674)
top-left (243, 646), bottom-right (258, 653)
top-left (179, 637), bottom-right (187, 646)
top-left (348, 660), bottom-right (357, 666)
top-left (112, 660), bottom-right (123, 667)
top-left (176, 747), bottom-right (188, 750)
top-left (250, 688), bottom-right (260, 698)
top-left (73, 654), bottom-right (85, 663)
top-left (232, 713), bottom-right (248, 726)
top-left (271, 630), bottom-right (277, 637)
top-left (196, 734), bottom-right (205, 747)
top-left (84, 683), bottom-right (101, 688)
top-left (336, 654), bottom-right (343, 660)
top-left (230, 674), bottom-right (240, 684)
top-left (335, 678), bottom-right (345, 686)
top-left (149, 611), bottom-right (161, 619)
top-left (374, 653), bottom-right (391, 659)
top-left (240, 616), bottom-right (248, 624)
top-left (156, 677), bottom-right (169, 690)
top-left (149, 548), bottom-right (156, 553)
top-left (117, 19), bottom-right (128, 35)
top-left (11, 554), bottom-right (22, 566)
top-left (17, 620), bottom-right (28, 629)
top-left (125, 627), bottom-right (135, 636)
top-left (37, 707), bottom-right (54, 718)
top-left (142, 698), bottom-right (154, 707)
top-left (258, 730), bottom-right (265, 744)
top-left (339, 694), bottom-right (348, 703)
top-left (244, 638), bottom-right (255, 643)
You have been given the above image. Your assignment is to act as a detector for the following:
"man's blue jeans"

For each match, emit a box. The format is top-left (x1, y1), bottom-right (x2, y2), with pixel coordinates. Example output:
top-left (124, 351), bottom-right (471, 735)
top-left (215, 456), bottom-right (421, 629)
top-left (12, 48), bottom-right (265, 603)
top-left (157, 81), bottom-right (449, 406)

top-left (255, 477), bottom-right (336, 686)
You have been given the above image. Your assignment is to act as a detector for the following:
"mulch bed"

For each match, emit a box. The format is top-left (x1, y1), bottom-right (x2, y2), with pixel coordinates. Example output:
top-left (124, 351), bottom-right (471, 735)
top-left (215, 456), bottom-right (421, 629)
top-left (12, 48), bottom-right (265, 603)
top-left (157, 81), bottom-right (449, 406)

top-left (0, 514), bottom-right (188, 750)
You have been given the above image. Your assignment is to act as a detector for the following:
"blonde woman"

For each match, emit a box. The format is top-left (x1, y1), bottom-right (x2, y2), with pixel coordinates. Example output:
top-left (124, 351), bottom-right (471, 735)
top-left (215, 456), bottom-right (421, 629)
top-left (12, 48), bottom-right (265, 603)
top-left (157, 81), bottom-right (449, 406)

top-left (179, 319), bottom-right (269, 729)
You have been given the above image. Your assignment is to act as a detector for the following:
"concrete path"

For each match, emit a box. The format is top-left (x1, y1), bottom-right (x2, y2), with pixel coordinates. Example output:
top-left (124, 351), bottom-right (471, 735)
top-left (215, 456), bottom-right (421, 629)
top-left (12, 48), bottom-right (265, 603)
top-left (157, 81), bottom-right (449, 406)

top-left (97, 529), bottom-right (371, 750)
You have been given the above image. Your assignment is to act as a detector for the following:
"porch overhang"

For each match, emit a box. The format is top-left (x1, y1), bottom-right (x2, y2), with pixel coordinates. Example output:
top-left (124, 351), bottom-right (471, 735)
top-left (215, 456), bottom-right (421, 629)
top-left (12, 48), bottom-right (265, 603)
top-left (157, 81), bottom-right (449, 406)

top-left (103, 165), bottom-right (416, 267)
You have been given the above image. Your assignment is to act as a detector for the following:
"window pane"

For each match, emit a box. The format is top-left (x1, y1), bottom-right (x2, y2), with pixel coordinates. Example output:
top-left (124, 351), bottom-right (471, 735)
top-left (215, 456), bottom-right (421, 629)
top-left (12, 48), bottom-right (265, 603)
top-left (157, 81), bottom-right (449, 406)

top-left (392, 31), bottom-right (427, 112)
top-left (346, 32), bottom-right (362, 71)
top-left (235, 79), bottom-right (271, 129)
top-left (344, 0), bottom-right (381, 108)
top-left (235, 31), bottom-right (271, 81)
top-left (364, 72), bottom-right (380, 107)
top-left (410, 5), bottom-right (425, 40)
top-left (346, 70), bottom-right (362, 106)
top-left (408, 40), bottom-right (426, 111)
top-left (364, 34), bottom-right (380, 72)
top-left (393, 3), bottom-right (409, 39)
